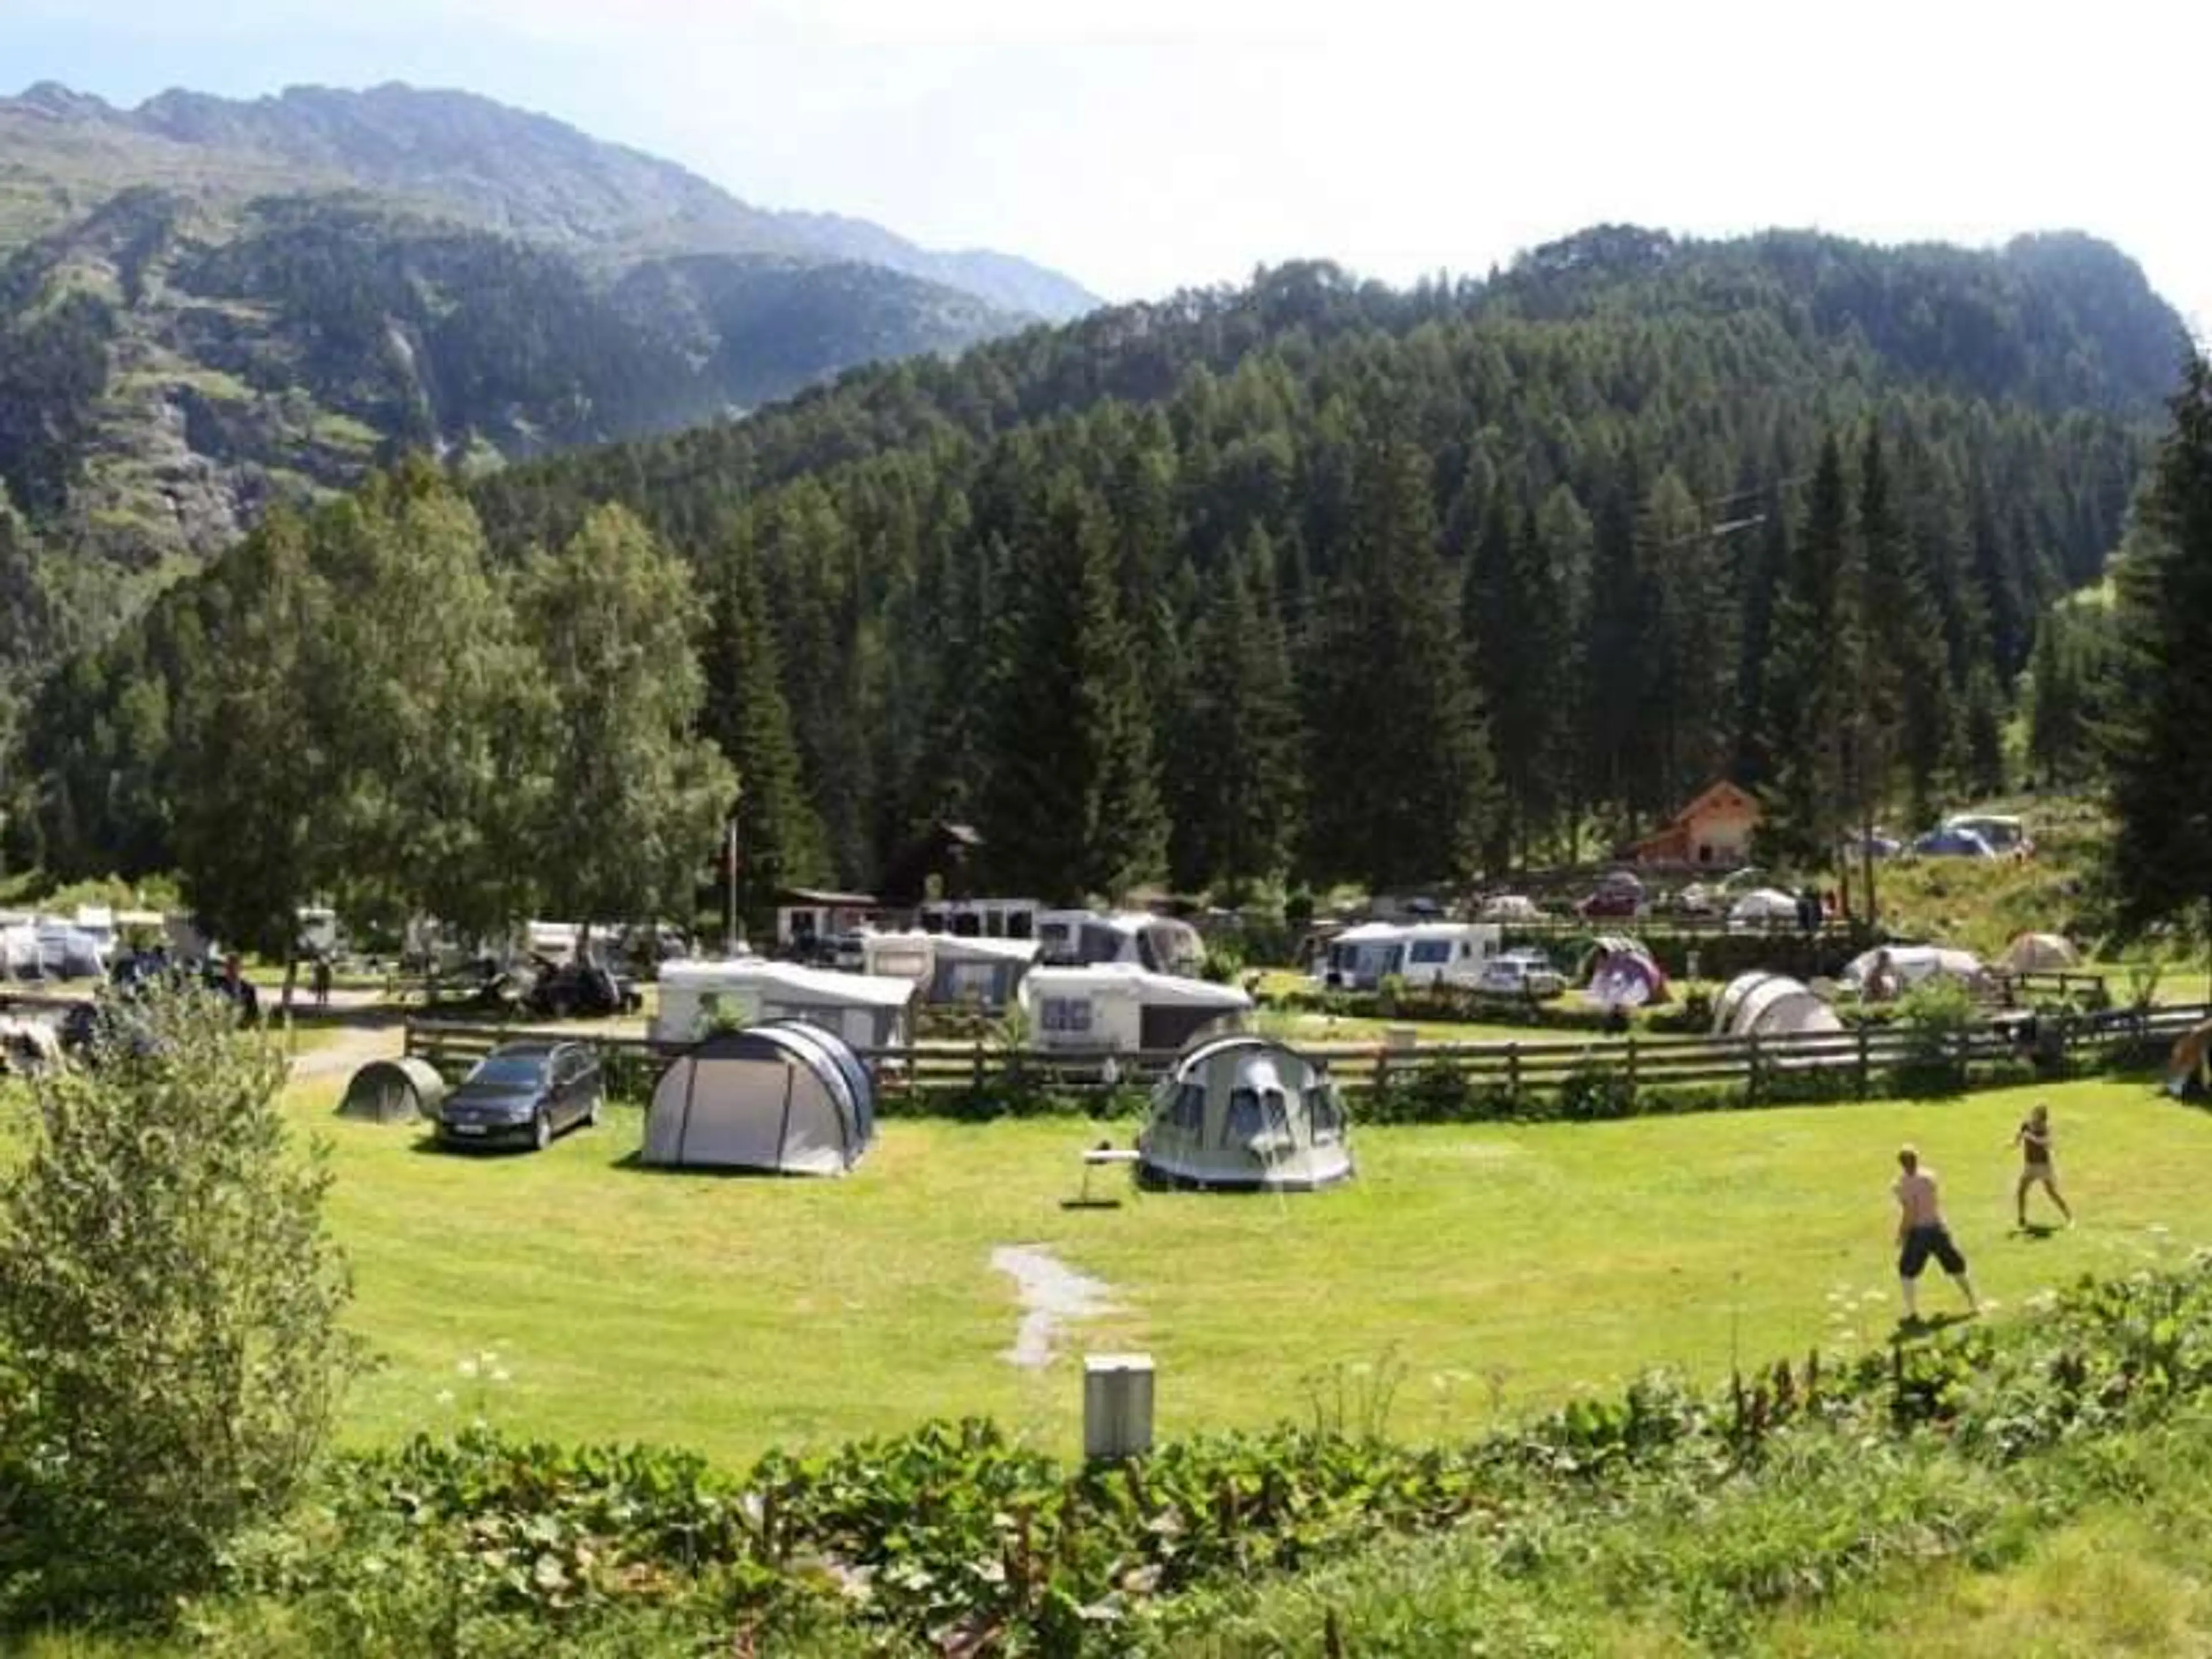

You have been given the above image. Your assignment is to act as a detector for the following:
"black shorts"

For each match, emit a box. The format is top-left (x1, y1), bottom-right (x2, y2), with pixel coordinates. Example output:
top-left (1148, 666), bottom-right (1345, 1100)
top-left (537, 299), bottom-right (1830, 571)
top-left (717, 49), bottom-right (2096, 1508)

top-left (1899, 1225), bottom-right (1966, 1279)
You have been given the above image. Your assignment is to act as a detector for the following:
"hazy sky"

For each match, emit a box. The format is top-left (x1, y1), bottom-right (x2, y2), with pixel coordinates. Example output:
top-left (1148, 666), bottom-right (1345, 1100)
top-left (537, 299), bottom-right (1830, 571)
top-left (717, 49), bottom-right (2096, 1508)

top-left (7, 0), bottom-right (2207, 332)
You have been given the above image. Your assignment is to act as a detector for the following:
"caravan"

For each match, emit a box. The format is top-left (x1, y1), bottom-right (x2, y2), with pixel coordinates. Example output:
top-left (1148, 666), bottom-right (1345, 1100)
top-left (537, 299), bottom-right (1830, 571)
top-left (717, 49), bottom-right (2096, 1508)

top-left (653, 957), bottom-right (916, 1050)
top-left (1317, 921), bottom-right (1501, 991)
top-left (860, 930), bottom-right (1037, 1010)
top-left (1036, 910), bottom-right (1204, 975)
top-left (1019, 964), bottom-right (1251, 1055)
top-left (914, 897), bottom-right (1038, 941)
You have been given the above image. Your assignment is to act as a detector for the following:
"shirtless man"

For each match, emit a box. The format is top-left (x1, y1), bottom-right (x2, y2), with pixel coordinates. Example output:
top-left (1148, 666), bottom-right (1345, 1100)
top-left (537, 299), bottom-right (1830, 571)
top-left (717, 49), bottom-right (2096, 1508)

top-left (1893, 1145), bottom-right (1978, 1321)
top-left (2012, 1103), bottom-right (2074, 1230)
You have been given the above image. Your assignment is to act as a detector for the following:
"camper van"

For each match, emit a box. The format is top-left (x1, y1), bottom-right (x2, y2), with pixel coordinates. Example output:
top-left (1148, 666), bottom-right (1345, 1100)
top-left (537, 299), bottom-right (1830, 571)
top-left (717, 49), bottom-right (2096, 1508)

top-left (653, 957), bottom-right (916, 1050)
top-left (1019, 964), bottom-right (1251, 1055)
top-left (914, 897), bottom-right (1038, 940)
top-left (1318, 921), bottom-right (1501, 991)
top-left (1035, 910), bottom-right (1205, 975)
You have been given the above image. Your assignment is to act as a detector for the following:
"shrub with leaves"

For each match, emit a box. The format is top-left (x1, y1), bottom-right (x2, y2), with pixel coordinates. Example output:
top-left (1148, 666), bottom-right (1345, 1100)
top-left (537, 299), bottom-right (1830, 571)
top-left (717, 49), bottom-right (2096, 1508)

top-left (0, 984), bottom-right (365, 1620)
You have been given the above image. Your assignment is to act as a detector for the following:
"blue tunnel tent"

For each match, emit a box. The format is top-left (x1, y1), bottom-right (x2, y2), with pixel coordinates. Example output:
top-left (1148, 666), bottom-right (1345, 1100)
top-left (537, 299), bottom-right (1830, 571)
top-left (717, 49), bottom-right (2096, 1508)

top-left (643, 1019), bottom-right (877, 1175)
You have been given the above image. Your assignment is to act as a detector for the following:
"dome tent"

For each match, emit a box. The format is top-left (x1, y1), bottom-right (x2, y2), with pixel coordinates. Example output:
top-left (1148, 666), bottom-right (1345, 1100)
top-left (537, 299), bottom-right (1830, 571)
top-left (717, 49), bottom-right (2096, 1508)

top-left (1713, 972), bottom-right (1842, 1039)
top-left (1843, 945), bottom-right (1987, 999)
top-left (1727, 888), bottom-right (1801, 929)
top-left (1581, 935), bottom-right (1669, 1009)
top-left (1138, 1034), bottom-right (1351, 1191)
top-left (337, 1056), bottom-right (449, 1124)
top-left (643, 1019), bottom-right (876, 1176)
top-left (2001, 932), bottom-right (2081, 974)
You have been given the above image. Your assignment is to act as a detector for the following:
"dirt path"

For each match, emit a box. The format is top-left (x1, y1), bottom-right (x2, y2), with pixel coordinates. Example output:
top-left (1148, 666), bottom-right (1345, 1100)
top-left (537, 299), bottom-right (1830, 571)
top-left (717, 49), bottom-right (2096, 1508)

top-left (990, 1244), bottom-right (1118, 1369)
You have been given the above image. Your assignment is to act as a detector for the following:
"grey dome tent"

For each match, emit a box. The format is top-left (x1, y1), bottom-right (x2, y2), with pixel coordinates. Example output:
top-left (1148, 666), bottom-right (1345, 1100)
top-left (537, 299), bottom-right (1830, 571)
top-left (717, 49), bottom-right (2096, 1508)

top-left (1713, 972), bottom-right (1842, 1039)
top-left (643, 1019), bottom-right (876, 1175)
top-left (337, 1056), bottom-right (449, 1124)
top-left (1138, 1034), bottom-right (1352, 1192)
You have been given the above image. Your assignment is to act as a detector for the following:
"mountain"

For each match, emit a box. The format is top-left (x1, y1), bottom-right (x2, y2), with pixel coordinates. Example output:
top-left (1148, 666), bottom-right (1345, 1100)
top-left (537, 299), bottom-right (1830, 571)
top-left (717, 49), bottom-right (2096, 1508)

top-left (0, 79), bottom-right (1091, 586)
top-left (27, 224), bottom-right (2185, 896)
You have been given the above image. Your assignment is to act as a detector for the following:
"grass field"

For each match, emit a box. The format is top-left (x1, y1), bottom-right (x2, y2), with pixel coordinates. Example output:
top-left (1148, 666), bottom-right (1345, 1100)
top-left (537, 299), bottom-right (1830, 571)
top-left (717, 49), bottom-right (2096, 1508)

top-left (281, 1067), bottom-right (2212, 1466)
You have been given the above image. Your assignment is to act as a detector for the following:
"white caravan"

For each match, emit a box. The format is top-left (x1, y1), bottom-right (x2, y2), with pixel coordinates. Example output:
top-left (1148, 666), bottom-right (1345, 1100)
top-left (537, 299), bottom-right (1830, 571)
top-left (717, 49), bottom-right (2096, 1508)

top-left (1019, 964), bottom-right (1252, 1055)
top-left (1317, 921), bottom-right (1501, 991)
top-left (652, 957), bottom-right (917, 1050)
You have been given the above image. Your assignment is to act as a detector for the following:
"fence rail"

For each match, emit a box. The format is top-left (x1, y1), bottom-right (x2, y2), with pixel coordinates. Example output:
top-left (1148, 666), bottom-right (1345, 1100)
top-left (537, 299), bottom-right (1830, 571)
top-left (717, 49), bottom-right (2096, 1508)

top-left (403, 1002), bottom-right (2212, 1108)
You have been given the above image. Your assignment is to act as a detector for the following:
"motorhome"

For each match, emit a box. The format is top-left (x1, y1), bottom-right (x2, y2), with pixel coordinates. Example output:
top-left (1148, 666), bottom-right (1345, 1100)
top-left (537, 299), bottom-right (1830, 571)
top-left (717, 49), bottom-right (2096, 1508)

top-left (1317, 921), bottom-right (1501, 991)
top-left (1018, 964), bottom-right (1252, 1055)
top-left (1036, 910), bottom-right (1205, 975)
top-left (652, 957), bottom-right (916, 1049)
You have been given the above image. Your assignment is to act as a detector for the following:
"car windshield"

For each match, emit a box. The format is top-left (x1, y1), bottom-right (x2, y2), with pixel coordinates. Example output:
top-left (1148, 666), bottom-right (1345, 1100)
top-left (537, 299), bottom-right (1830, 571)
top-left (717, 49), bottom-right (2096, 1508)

top-left (469, 1054), bottom-right (547, 1088)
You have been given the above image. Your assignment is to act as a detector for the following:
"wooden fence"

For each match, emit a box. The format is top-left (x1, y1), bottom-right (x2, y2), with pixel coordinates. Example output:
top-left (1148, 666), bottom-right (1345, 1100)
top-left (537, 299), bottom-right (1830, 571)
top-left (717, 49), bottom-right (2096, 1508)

top-left (403, 1002), bottom-right (2211, 1108)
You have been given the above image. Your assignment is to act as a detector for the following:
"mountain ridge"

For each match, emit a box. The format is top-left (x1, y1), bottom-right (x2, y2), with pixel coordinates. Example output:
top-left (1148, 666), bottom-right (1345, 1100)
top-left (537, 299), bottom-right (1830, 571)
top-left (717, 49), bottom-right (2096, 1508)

top-left (0, 80), bottom-right (1100, 319)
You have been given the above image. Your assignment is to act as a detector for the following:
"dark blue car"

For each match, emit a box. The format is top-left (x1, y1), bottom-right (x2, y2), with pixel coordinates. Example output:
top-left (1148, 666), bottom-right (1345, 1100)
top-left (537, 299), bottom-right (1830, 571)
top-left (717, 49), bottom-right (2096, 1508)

top-left (436, 1039), bottom-right (603, 1153)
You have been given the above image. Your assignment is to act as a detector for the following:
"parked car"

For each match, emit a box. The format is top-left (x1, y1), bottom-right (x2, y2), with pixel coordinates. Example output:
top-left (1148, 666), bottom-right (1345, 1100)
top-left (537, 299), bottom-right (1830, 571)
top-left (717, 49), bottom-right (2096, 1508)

top-left (437, 1039), bottom-right (604, 1152)
top-left (1914, 826), bottom-right (1997, 859)
top-left (1476, 949), bottom-right (1567, 999)
top-left (1576, 874), bottom-right (1645, 919)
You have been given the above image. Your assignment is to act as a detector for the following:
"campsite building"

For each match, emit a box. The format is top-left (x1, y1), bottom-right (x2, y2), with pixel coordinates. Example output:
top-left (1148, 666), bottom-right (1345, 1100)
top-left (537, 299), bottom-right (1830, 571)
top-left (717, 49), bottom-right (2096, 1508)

top-left (1020, 964), bottom-right (1252, 1055)
top-left (1630, 781), bottom-right (1763, 867)
top-left (652, 957), bottom-right (916, 1050)
top-left (643, 1020), bottom-right (877, 1175)
top-left (1139, 1034), bottom-right (1353, 1191)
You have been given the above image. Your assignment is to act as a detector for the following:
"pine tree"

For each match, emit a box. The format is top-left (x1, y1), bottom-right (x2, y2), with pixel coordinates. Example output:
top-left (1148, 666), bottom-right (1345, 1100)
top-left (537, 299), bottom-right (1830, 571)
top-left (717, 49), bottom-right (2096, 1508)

top-left (700, 529), bottom-right (831, 933)
top-left (1759, 436), bottom-right (1854, 868)
top-left (978, 484), bottom-right (1167, 904)
top-left (2104, 352), bottom-right (2212, 940)
top-left (1856, 429), bottom-right (1950, 826)
top-left (1167, 527), bottom-right (1302, 898)
top-left (1303, 421), bottom-right (1497, 889)
top-left (1464, 486), bottom-right (1563, 865)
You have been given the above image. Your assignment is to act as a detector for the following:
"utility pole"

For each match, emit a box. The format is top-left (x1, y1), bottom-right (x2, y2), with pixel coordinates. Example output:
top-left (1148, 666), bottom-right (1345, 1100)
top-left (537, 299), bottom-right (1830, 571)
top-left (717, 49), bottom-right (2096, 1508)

top-left (724, 819), bottom-right (740, 957)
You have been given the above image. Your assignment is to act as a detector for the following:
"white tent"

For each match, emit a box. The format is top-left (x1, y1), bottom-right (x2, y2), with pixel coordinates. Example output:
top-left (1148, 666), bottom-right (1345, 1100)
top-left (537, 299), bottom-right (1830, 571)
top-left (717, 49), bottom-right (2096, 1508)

top-left (1139, 1035), bottom-right (1351, 1191)
top-left (1726, 888), bottom-right (1801, 929)
top-left (2001, 932), bottom-right (2080, 974)
top-left (643, 1020), bottom-right (876, 1175)
top-left (1020, 964), bottom-right (1252, 1054)
top-left (1713, 972), bottom-right (1842, 1039)
top-left (652, 957), bottom-right (916, 1050)
top-left (1479, 893), bottom-right (1544, 922)
top-left (1842, 945), bottom-right (1988, 1001)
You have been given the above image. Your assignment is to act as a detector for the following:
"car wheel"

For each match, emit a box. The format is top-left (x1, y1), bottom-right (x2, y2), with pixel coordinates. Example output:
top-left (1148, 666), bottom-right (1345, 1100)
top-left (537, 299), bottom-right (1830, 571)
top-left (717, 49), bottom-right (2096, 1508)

top-left (585, 1090), bottom-right (602, 1127)
top-left (532, 1109), bottom-right (552, 1152)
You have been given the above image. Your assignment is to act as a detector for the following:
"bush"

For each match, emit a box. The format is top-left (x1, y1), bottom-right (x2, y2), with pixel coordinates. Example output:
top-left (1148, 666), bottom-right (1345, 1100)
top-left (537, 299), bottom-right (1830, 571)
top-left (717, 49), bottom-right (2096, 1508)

top-left (0, 986), bottom-right (366, 1621)
top-left (1887, 978), bottom-right (1979, 1096)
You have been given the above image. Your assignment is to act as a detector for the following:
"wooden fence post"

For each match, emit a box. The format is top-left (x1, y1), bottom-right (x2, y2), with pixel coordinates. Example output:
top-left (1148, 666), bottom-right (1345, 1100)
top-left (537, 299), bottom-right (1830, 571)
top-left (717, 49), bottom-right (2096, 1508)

top-left (1506, 1043), bottom-right (1521, 1108)
top-left (1856, 1024), bottom-right (1870, 1100)
top-left (1745, 1032), bottom-right (1760, 1103)
top-left (1625, 1037), bottom-right (1638, 1095)
top-left (971, 1037), bottom-right (985, 1093)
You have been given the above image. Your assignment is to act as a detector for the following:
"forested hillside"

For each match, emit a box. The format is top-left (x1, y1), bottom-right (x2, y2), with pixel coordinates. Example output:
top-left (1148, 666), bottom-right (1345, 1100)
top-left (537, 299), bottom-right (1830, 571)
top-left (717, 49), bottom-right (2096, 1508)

top-left (20, 226), bottom-right (2185, 911)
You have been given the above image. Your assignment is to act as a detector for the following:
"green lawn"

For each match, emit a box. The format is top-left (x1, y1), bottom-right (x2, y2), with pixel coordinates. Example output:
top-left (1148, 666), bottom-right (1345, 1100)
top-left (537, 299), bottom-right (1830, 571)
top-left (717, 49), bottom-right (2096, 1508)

top-left (296, 1070), bottom-right (2212, 1466)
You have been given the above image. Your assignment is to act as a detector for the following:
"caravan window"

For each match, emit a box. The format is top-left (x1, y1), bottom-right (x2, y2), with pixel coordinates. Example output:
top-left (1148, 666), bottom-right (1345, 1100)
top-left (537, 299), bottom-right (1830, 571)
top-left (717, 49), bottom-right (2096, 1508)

top-left (1409, 941), bottom-right (1452, 966)
top-left (1078, 923), bottom-right (1123, 965)
top-left (946, 962), bottom-right (998, 1001)
top-left (1005, 911), bottom-right (1034, 940)
top-left (1039, 996), bottom-right (1093, 1034)
top-left (1223, 1087), bottom-right (1264, 1145)
top-left (951, 912), bottom-right (982, 938)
